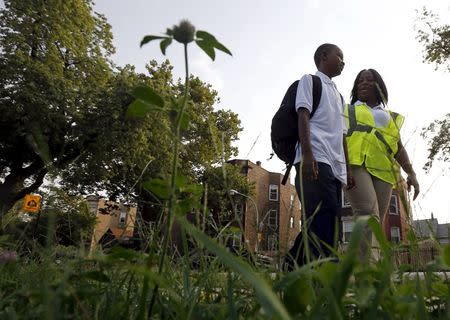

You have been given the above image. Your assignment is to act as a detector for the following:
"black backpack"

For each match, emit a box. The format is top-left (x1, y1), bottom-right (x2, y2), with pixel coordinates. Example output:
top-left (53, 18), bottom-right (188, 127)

top-left (270, 75), bottom-right (322, 185)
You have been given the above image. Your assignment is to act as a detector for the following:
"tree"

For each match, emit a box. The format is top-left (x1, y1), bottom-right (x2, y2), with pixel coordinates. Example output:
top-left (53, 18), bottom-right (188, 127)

top-left (417, 7), bottom-right (450, 170)
top-left (202, 163), bottom-right (254, 226)
top-left (58, 60), bottom-right (243, 214)
top-left (2, 186), bottom-right (96, 250)
top-left (0, 0), bottom-right (114, 217)
top-left (416, 7), bottom-right (450, 72)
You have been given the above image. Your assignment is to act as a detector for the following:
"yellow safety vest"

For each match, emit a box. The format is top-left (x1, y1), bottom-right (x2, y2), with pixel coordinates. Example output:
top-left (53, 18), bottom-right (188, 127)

top-left (345, 103), bottom-right (404, 185)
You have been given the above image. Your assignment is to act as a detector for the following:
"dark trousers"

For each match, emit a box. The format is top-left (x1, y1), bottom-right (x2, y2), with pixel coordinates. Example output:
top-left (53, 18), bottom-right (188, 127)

top-left (288, 162), bottom-right (342, 267)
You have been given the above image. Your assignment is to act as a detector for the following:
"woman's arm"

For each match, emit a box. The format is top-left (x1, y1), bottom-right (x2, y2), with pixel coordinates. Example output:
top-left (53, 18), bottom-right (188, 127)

top-left (395, 139), bottom-right (420, 200)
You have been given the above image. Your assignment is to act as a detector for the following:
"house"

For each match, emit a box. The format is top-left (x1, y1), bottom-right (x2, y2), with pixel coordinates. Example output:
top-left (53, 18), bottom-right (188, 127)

top-left (86, 196), bottom-right (137, 252)
top-left (412, 214), bottom-right (450, 244)
top-left (341, 179), bottom-right (411, 244)
top-left (227, 159), bottom-right (301, 256)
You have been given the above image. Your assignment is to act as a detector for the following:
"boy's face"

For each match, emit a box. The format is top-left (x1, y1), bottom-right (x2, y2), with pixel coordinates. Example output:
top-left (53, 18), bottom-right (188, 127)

top-left (323, 46), bottom-right (345, 78)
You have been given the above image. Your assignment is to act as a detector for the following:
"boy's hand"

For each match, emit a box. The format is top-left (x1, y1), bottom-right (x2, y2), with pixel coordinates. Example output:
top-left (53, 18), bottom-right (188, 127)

top-left (346, 170), bottom-right (356, 190)
top-left (302, 151), bottom-right (318, 180)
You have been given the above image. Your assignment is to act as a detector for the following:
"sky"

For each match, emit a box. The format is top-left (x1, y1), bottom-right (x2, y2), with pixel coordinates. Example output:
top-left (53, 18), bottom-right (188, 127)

top-left (92, 0), bottom-right (450, 223)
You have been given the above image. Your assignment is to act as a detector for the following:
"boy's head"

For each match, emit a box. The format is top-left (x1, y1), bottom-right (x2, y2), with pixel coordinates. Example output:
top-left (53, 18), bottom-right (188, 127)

top-left (314, 43), bottom-right (344, 78)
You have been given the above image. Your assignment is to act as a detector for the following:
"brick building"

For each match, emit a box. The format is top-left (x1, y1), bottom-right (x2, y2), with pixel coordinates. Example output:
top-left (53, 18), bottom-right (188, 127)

top-left (227, 159), bottom-right (301, 255)
top-left (341, 180), bottom-right (411, 244)
top-left (86, 196), bottom-right (137, 252)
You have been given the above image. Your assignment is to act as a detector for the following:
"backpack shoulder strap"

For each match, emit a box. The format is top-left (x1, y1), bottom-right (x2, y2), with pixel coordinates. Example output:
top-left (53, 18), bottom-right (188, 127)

top-left (310, 74), bottom-right (322, 118)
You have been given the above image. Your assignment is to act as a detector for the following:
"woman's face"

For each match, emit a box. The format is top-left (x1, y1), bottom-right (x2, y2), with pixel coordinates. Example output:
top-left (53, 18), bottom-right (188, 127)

top-left (356, 70), bottom-right (377, 103)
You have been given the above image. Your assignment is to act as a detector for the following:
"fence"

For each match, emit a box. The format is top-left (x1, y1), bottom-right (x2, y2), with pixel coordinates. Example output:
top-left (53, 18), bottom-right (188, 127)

top-left (393, 246), bottom-right (441, 271)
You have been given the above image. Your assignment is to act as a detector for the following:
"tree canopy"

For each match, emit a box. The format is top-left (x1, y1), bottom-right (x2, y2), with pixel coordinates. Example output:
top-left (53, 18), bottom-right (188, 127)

top-left (417, 7), bottom-right (450, 171)
top-left (416, 7), bottom-right (450, 72)
top-left (0, 0), bottom-right (114, 217)
top-left (0, 0), bottom-right (244, 220)
top-left (57, 60), bottom-right (243, 206)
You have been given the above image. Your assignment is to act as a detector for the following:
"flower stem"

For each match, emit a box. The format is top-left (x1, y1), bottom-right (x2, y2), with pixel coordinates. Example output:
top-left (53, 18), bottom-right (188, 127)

top-left (148, 43), bottom-right (190, 318)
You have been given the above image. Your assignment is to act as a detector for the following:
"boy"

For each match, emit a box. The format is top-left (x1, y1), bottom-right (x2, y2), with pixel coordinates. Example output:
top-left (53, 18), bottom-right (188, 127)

top-left (289, 43), bottom-right (353, 267)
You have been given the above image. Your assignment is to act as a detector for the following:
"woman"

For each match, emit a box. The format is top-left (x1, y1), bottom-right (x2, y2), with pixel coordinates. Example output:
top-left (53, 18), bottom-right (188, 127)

top-left (345, 69), bottom-right (419, 261)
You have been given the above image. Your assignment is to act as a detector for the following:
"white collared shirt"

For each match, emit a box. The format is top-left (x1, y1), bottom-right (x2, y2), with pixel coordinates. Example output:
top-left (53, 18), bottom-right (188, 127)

top-left (354, 100), bottom-right (390, 128)
top-left (294, 71), bottom-right (347, 184)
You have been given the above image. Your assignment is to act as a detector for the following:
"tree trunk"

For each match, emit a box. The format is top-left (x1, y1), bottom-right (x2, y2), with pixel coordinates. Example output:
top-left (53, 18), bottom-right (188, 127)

top-left (0, 169), bottom-right (47, 220)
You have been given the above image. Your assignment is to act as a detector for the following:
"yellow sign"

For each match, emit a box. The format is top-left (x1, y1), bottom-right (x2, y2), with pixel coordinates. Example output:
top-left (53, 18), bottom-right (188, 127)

top-left (23, 194), bottom-right (42, 213)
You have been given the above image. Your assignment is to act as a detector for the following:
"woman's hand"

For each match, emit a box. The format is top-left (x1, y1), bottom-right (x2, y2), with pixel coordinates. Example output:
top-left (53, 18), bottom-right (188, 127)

top-left (407, 173), bottom-right (420, 200)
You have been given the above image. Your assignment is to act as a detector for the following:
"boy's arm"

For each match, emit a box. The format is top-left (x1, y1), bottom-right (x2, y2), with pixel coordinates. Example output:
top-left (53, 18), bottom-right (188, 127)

top-left (298, 108), bottom-right (318, 180)
top-left (343, 135), bottom-right (355, 189)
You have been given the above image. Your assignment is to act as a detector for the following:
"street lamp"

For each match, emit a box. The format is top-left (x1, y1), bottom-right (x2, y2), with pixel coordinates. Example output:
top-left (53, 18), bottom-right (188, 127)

top-left (229, 189), bottom-right (259, 252)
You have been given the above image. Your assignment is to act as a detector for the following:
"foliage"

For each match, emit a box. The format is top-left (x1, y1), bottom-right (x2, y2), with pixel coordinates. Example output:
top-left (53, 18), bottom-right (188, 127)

top-left (416, 7), bottom-right (450, 72)
top-left (202, 163), bottom-right (254, 224)
top-left (1, 186), bottom-right (96, 251)
top-left (421, 114), bottom-right (450, 171)
top-left (56, 60), bottom-right (242, 203)
top-left (417, 7), bottom-right (450, 170)
top-left (2, 10), bottom-right (449, 320)
top-left (1, 216), bottom-right (450, 319)
top-left (0, 0), bottom-right (114, 217)
top-left (140, 19), bottom-right (232, 60)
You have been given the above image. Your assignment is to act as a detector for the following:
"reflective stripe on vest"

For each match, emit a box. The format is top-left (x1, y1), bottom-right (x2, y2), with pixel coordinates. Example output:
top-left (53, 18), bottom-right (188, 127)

top-left (347, 104), bottom-right (395, 156)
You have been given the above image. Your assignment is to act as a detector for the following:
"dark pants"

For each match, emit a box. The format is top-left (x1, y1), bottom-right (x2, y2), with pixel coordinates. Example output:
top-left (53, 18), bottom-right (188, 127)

top-left (287, 162), bottom-right (342, 267)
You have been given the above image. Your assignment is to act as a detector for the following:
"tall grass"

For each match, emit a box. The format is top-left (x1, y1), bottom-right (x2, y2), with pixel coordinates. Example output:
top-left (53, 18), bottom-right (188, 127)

top-left (1, 21), bottom-right (450, 320)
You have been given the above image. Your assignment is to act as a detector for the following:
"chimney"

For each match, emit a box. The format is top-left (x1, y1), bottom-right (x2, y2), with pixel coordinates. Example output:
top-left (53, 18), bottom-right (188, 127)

top-left (256, 161), bottom-right (261, 166)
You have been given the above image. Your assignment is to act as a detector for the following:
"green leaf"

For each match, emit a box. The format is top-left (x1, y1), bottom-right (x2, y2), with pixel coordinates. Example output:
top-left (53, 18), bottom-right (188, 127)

top-left (333, 216), bottom-right (368, 300)
top-left (28, 126), bottom-right (51, 165)
top-left (283, 278), bottom-right (314, 315)
top-left (195, 40), bottom-right (215, 61)
top-left (106, 247), bottom-right (143, 262)
top-left (196, 30), bottom-right (232, 56)
top-left (126, 99), bottom-right (163, 118)
top-left (143, 178), bottom-right (170, 200)
top-left (140, 35), bottom-right (168, 47)
top-left (160, 38), bottom-right (172, 55)
top-left (179, 217), bottom-right (291, 320)
top-left (196, 30), bottom-right (216, 41)
top-left (130, 86), bottom-right (164, 108)
top-left (212, 40), bottom-right (232, 56)
top-left (442, 245), bottom-right (450, 267)
top-left (165, 28), bottom-right (174, 36)
top-left (175, 173), bottom-right (188, 189)
top-left (179, 111), bottom-right (191, 131)
top-left (82, 270), bottom-right (110, 283)
top-left (368, 216), bottom-right (391, 255)
top-left (176, 198), bottom-right (198, 216)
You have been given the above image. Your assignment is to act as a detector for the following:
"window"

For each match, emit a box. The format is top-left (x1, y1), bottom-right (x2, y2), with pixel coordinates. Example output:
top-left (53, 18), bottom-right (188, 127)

top-left (234, 203), bottom-right (244, 216)
top-left (118, 207), bottom-right (128, 228)
top-left (269, 184), bottom-right (279, 201)
top-left (342, 190), bottom-right (351, 208)
top-left (290, 194), bottom-right (295, 209)
top-left (391, 227), bottom-right (400, 243)
top-left (268, 209), bottom-right (277, 229)
top-left (289, 217), bottom-right (294, 229)
top-left (389, 195), bottom-right (399, 215)
top-left (342, 220), bottom-right (354, 243)
top-left (232, 232), bottom-right (242, 247)
top-left (267, 234), bottom-right (277, 251)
